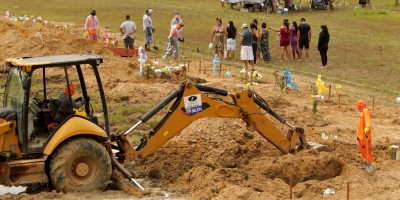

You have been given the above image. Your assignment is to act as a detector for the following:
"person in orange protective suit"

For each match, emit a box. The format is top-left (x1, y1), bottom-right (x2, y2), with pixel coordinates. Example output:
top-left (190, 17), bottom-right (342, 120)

top-left (356, 100), bottom-right (374, 169)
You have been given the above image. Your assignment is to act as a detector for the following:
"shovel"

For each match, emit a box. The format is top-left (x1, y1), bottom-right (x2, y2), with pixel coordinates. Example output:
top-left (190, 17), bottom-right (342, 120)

top-left (153, 43), bottom-right (159, 52)
top-left (152, 29), bottom-right (159, 52)
top-left (364, 131), bottom-right (374, 175)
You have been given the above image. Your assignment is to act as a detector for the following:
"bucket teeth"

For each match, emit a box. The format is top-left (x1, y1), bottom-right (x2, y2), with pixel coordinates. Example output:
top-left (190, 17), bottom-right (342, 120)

top-left (307, 142), bottom-right (332, 152)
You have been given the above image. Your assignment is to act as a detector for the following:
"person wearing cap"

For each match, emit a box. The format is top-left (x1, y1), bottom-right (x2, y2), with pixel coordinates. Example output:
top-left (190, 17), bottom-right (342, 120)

top-left (239, 23), bottom-right (255, 84)
top-left (120, 15), bottom-right (137, 56)
top-left (85, 10), bottom-right (99, 42)
top-left (211, 18), bottom-right (228, 60)
top-left (356, 100), bottom-right (374, 170)
top-left (171, 12), bottom-right (184, 42)
top-left (162, 23), bottom-right (184, 61)
top-left (171, 12), bottom-right (183, 28)
top-left (143, 8), bottom-right (154, 51)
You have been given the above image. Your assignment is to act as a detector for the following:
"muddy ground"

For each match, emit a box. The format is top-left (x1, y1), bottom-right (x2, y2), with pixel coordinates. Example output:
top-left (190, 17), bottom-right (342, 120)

top-left (0, 19), bottom-right (399, 200)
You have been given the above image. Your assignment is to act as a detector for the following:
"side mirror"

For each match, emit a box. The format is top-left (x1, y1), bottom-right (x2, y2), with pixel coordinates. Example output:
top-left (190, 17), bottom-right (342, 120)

top-left (23, 77), bottom-right (31, 90)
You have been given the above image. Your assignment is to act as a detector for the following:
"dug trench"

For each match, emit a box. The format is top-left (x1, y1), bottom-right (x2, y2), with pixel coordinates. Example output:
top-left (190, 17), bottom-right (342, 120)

top-left (262, 155), bottom-right (343, 186)
top-left (126, 118), bottom-right (348, 199)
top-left (126, 111), bottom-right (396, 200)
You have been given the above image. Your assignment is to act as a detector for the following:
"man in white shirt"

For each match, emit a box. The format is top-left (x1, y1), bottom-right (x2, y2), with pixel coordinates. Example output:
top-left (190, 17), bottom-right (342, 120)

top-left (120, 15), bottom-right (136, 56)
top-left (143, 8), bottom-right (154, 51)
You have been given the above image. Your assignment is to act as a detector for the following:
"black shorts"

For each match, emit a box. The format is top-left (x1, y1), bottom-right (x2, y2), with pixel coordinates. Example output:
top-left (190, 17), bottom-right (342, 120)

top-left (299, 39), bottom-right (309, 49)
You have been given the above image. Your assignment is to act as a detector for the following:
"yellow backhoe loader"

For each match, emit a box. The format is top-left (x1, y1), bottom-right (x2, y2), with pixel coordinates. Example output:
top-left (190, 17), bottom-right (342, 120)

top-left (0, 54), bottom-right (325, 193)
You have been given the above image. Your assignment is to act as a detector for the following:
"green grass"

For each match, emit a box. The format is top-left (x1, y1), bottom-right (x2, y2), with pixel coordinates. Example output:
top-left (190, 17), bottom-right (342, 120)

top-left (129, 104), bottom-right (156, 114)
top-left (109, 113), bottom-right (126, 124)
top-left (1, 0), bottom-right (399, 101)
top-left (111, 104), bottom-right (155, 116)
top-left (352, 9), bottom-right (389, 16)
top-left (147, 118), bottom-right (161, 127)
top-left (117, 104), bottom-right (155, 116)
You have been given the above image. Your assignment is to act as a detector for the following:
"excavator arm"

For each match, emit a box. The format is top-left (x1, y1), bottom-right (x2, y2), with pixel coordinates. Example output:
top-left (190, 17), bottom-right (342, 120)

top-left (110, 82), bottom-right (310, 163)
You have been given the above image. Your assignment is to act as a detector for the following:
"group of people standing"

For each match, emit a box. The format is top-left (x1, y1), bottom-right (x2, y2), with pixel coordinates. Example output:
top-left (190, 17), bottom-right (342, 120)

top-left (269, 17), bottom-right (330, 68)
top-left (86, 10), bottom-right (329, 68)
top-left (269, 18), bottom-right (312, 62)
top-left (85, 9), bottom-right (184, 61)
top-left (209, 17), bottom-right (315, 65)
top-left (210, 18), bottom-right (271, 64)
top-left (209, 17), bottom-right (331, 84)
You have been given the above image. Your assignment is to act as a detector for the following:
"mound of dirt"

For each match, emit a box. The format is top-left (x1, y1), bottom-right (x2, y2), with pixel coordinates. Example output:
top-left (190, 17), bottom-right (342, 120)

top-left (0, 20), bottom-right (107, 61)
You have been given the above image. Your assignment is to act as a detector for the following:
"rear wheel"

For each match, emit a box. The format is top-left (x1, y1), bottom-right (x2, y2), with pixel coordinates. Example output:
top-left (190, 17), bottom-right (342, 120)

top-left (49, 137), bottom-right (112, 192)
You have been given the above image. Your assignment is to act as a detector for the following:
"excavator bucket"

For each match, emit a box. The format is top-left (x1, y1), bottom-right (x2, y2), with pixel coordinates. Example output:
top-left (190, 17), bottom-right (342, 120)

top-left (110, 170), bottom-right (144, 197)
top-left (285, 127), bottom-right (331, 153)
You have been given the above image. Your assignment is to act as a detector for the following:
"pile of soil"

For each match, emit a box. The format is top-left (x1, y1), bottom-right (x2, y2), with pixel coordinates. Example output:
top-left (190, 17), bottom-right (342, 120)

top-left (1, 19), bottom-right (400, 200)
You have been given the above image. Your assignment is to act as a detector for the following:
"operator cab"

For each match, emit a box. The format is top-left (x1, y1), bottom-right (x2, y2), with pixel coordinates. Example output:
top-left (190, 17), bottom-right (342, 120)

top-left (2, 54), bottom-right (110, 155)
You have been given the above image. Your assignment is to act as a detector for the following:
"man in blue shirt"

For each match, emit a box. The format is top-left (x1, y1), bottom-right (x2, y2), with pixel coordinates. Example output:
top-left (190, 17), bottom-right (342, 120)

top-left (239, 23), bottom-right (254, 84)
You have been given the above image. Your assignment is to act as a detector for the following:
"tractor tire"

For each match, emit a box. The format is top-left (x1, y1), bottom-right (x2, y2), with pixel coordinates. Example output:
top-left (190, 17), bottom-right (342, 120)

top-left (49, 137), bottom-right (112, 192)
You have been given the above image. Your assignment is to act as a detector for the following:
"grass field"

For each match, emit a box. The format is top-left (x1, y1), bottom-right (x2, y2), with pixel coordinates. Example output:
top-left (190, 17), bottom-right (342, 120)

top-left (1, 0), bottom-right (399, 102)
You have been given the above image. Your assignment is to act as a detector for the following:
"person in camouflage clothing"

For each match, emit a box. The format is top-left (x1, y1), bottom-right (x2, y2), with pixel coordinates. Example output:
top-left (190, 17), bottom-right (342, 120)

top-left (211, 18), bottom-right (227, 59)
top-left (260, 22), bottom-right (271, 62)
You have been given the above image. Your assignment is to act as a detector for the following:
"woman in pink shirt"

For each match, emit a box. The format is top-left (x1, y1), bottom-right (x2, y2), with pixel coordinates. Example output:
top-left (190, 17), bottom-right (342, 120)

top-left (162, 23), bottom-right (184, 61)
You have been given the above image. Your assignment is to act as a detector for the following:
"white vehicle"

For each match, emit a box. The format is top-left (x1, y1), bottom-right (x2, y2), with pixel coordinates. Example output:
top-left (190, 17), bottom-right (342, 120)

top-left (225, 0), bottom-right (268, 12)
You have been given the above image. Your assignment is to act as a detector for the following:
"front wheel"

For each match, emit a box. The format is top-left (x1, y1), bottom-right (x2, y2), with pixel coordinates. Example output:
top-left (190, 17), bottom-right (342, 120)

top-left (49, 137), bottom-right (112, 192)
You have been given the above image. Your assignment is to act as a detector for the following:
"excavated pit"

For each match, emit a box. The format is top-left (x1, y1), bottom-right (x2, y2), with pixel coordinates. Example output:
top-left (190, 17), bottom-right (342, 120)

top-left (262, 154), bottom-right (343, 186)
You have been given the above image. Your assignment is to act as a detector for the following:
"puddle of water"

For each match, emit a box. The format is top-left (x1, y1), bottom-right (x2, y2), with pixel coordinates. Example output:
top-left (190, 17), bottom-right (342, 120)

top-left (0, 185), bottom-right (26, 195)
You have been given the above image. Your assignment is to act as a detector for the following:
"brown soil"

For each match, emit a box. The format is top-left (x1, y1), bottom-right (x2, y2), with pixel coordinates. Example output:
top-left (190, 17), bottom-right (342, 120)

top-left (1, 19), bottom-right (400, 200)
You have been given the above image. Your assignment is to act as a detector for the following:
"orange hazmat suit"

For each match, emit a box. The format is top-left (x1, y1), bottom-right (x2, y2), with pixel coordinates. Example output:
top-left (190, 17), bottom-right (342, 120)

top-left (356, 100), bottom-right (374, 163)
